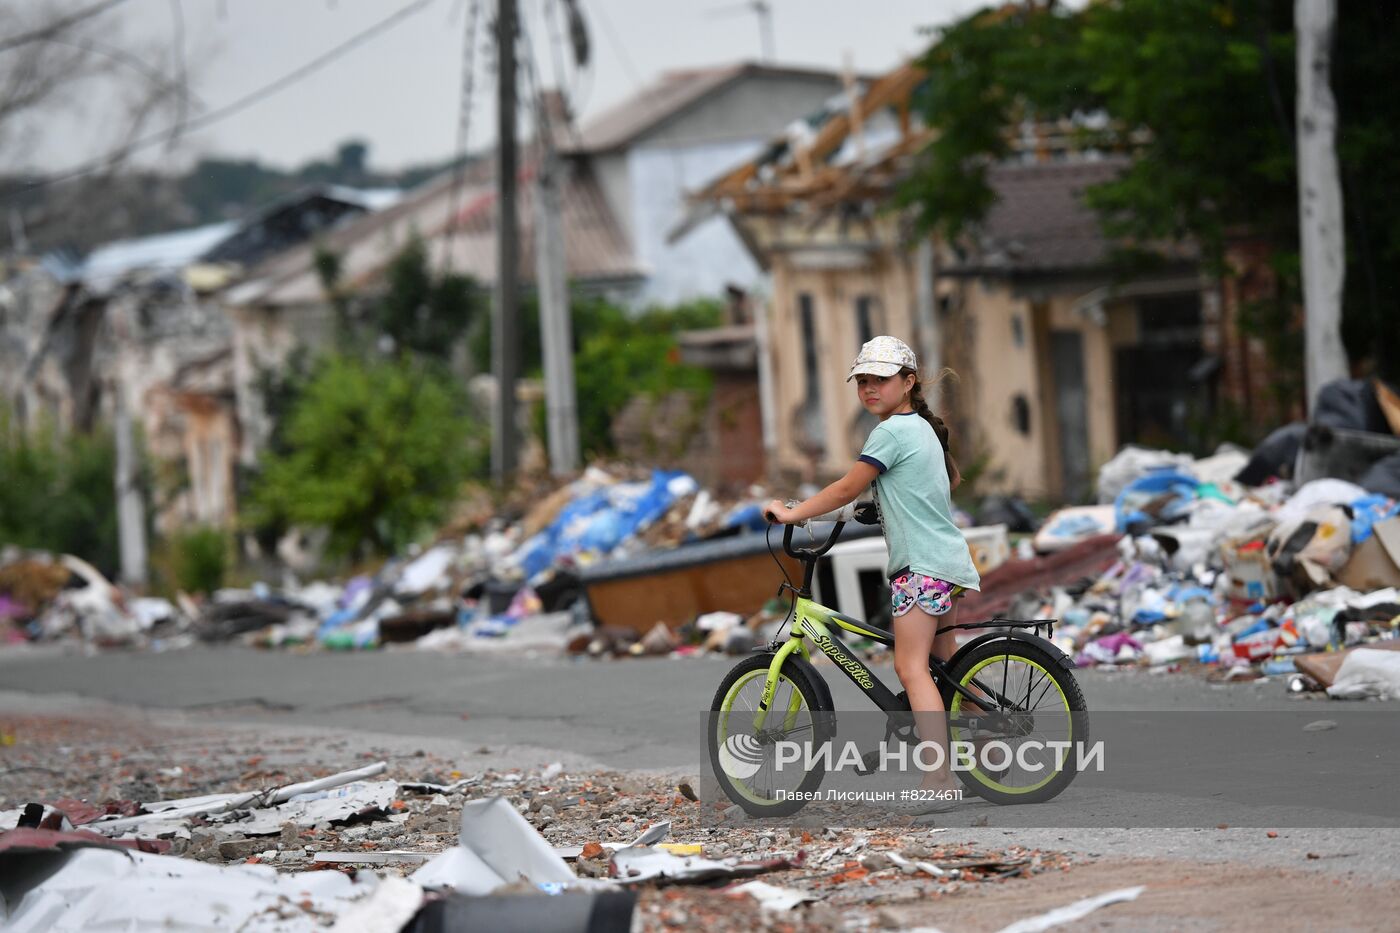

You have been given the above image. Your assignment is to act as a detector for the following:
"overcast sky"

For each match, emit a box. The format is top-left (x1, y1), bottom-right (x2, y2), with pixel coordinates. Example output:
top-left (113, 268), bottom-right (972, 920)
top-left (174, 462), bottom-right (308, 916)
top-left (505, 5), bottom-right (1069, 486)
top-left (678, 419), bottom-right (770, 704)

top-left (24, 0), bottom-right (989, 175)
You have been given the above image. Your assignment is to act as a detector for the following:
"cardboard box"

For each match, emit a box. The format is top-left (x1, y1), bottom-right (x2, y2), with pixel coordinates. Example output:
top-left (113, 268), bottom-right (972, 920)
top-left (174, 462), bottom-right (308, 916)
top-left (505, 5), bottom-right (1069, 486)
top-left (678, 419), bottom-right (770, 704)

top-left (1336, 516), bottom-right (1400, 592)
top-left (1220, 537), bottom-right (1276, 603)
top-left (1294, 640), bottom-right (1400, 688)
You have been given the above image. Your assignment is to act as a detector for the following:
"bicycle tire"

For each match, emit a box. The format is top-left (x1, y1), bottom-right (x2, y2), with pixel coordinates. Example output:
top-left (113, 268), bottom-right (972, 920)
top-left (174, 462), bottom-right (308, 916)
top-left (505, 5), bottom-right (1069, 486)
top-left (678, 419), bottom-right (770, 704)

top-left (708, 653), bottom-right (832, 817)
top-left (944, 639), bottom-right (1088, 805)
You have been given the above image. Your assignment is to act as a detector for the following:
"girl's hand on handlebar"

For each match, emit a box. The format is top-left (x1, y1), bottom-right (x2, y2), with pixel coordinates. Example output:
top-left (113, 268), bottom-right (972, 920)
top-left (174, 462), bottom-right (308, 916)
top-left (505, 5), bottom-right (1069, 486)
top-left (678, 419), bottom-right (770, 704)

top-left (764, 499), bottom-right (796, 524)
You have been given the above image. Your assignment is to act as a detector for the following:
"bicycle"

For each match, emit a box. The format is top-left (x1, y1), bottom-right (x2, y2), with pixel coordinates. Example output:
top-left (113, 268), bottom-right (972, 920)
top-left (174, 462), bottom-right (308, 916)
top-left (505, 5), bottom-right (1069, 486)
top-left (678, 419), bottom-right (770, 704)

top-left (708, 503), bottom-right (1088, 817)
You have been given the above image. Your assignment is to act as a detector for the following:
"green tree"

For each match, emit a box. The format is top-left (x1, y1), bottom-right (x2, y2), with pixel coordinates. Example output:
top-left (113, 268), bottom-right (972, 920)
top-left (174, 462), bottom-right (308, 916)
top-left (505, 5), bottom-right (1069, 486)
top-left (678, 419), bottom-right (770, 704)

top-left (376, 235), bottom-right (482, 359)
top-left (167, 526), bottom-right (230, 596)
top-left (0, 416), bottom-right (121, 577)
top-left (245, 355), bottom-right (486, 559)
top-left (904, 0), bottom-right (1400, 382)
top-left (470, 295), bottom-right (723, 457)
top-left (571, 298), bottom-right (721, 458)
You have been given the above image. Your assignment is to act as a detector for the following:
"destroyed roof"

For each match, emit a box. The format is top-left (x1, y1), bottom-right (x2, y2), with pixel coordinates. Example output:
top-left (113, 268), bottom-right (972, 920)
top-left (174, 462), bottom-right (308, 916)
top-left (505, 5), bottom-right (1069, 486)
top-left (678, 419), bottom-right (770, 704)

top-left (680, 56), bottom-right (1193, 276)
top-left (226, 157), bottom-right (641, 308)
top-left (200, 186), bottom-right (402, 268)
top-left (564, 62), bottom-right (846, 153)
top-left (81, 222), bottom-right (237, 290)
top-left (75, 186), bottom-right (402, 292)
top-left (677, 61), bottom-right (930, 235)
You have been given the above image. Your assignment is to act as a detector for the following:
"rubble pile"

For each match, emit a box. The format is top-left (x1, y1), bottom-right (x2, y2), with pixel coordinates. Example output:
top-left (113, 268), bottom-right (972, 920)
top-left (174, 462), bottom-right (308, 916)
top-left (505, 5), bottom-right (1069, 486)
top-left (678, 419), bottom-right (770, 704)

top-left (1002, 433), bottom-right (1400, 699)
top-left (0, 713), bottom-right (1074, 931)
top-left (0, 551), bottom-right (192, 650)
top-left (0, 464), bottom-right (779, 658)
top-left (5, 378), bottom-right (1399, 689)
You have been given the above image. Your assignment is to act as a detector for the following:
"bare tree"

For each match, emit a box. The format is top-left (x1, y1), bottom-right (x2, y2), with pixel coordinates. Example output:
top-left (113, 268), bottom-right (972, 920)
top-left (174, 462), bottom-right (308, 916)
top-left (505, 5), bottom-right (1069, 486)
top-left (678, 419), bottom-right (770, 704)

top-left (0, 1), bottom-right (195, 253)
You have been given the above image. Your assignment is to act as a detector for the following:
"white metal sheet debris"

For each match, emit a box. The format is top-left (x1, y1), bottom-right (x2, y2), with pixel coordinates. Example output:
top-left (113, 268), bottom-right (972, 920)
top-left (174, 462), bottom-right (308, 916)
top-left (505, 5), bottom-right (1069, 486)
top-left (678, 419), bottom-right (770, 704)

top-left (227, 780), bottom-right (399, 835)
top-left (995, 885), bottom-right (1146, 933)
top-left (88, 761), bottom-right (389, 834)
top-left (725, 879), bottom-right (816, 911)
top-left (608, 845), bottom-right (794, 885)
top-left (1, 845), bottom-right (384, 932)
top-left (412, 796), bottom-right (580, 894)
top-left (325, 875), bottom-right (424, 933)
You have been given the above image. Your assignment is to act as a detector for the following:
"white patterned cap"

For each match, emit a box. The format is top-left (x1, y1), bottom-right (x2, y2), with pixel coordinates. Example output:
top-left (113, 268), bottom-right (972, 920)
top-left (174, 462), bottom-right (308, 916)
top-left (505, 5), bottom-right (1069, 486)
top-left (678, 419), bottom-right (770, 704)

top-left (847, 335), bottom-right (917, 381)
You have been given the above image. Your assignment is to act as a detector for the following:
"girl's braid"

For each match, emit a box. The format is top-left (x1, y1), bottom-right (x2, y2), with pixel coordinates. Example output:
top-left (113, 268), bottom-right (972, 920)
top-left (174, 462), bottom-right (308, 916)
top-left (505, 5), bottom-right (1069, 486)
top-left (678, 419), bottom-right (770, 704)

top-left (904, 367), bottom-right (961, 489)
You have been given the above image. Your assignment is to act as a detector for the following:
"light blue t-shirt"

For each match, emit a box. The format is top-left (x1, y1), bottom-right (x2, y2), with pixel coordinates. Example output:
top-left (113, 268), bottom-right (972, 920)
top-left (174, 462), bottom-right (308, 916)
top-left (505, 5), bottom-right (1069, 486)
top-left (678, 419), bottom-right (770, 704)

top-left (858, 413), bottom-right (981, 590)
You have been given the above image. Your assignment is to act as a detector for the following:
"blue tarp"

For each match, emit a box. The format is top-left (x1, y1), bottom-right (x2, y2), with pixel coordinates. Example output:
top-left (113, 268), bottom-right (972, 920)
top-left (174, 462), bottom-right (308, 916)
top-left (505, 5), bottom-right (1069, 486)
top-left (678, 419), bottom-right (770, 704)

top-left (514, 470), bottom-right (697, 579)
top-left (1114, 469), bottom-right (1199, 533)
top-left (1350, 494), bottom-right (1400, 544)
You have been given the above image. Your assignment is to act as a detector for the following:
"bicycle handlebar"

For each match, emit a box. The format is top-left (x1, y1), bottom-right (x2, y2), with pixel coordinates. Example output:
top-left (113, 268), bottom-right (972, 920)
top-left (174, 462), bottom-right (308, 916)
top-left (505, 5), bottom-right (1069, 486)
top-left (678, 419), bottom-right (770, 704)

top-left (780, 520), bottom-right (846, 561)
top-left (764, 500), bottom-right (850, 561)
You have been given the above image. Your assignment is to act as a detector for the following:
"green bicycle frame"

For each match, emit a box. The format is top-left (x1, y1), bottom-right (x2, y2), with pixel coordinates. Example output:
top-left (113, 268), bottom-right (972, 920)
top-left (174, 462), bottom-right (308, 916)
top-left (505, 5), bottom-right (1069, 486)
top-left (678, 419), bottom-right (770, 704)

top-left (753, 595), bottom-right (906, 730)
top-left (753, 595), bottom-right (1027, 732)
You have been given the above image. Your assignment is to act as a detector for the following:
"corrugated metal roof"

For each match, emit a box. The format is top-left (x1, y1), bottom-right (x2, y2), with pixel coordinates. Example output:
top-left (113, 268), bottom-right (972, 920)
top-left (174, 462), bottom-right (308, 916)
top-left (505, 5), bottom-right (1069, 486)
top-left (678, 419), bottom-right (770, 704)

top-left (82, 222), bottom-right (237, 290)
top-left (77, 186), bottom-right (403, 294)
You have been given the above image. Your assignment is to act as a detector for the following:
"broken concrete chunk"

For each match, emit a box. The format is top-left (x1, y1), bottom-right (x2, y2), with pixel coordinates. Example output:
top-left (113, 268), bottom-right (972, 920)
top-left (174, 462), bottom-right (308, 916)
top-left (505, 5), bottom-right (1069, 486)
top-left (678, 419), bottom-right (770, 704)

top-left (216, 837), bottom-right (264, 860)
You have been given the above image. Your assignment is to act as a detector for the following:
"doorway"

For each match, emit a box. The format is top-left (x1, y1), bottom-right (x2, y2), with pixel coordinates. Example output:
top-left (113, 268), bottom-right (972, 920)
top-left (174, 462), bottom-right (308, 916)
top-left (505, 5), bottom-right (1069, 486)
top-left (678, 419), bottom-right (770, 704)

top-left (1050, 330), bottom-right (1090, 501)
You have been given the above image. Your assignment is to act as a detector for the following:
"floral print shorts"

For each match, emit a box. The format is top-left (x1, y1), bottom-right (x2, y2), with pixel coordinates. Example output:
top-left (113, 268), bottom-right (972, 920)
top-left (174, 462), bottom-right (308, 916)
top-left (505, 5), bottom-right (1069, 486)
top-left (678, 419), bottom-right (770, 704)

top-left (890, 571), bottom-right (958, 618)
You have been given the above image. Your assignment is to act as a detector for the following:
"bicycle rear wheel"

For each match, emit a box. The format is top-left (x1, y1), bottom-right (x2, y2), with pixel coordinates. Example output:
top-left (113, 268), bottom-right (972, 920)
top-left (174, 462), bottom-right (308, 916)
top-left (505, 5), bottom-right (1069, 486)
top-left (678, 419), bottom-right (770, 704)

top-left (708, 654), bottom-right (832, 817)
top-left (944, 639), bottom-right (1088, 805)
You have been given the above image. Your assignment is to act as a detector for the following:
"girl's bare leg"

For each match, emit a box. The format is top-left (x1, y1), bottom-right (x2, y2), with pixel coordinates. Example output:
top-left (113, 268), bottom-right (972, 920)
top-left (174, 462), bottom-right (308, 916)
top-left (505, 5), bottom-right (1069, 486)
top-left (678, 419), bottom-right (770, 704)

top-left (933, 601), bottom-right (960, 663)
top-left (936, 602), bottom-right (998, 770)
top-left (893, 605), bottom-right (959, 791)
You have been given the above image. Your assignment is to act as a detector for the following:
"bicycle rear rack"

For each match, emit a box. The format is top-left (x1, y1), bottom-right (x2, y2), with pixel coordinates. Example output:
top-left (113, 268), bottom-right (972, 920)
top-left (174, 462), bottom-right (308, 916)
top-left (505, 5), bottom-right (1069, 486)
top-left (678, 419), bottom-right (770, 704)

top-left (942, 617), bottom-right (1057, 640)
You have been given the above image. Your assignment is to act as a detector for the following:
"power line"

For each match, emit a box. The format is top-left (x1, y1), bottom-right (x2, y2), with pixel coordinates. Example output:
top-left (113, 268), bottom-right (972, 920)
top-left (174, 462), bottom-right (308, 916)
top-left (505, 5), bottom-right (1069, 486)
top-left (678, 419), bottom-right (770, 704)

top-left (586, 0), bottom-right (644, 91)
top-left (0, 0), bottom-right (135, 54)
top-left (2, 0), bottom-right (438, 201)
top-left (540, 0), bottom-right (590, 126)
top-left (442, 0), bottom-right (484, 269)
top-left (541, 0), bottom-right (571, 103)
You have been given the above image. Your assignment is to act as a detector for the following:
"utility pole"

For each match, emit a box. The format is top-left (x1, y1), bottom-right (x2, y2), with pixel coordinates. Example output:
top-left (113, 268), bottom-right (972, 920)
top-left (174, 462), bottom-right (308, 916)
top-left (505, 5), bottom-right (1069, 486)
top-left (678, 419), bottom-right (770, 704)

top-left (535, 119), bottom-right (580, 476)
top-left (492, 0), bottom-right (520, 481)
top-left (1295, 0), bottom-right (1348, 406)
top-left (914, 239), bottom-right (941, 408)
top-left (111, 301), bottom-right (148, 587)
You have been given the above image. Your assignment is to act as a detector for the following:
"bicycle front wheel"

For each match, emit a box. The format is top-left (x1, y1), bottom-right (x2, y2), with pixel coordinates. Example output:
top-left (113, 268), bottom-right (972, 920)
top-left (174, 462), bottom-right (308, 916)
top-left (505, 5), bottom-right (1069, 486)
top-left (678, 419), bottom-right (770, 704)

top-left (944, 639), bottom-right (1088, 805)
top-left (708, 654), bottom-right (831, 817)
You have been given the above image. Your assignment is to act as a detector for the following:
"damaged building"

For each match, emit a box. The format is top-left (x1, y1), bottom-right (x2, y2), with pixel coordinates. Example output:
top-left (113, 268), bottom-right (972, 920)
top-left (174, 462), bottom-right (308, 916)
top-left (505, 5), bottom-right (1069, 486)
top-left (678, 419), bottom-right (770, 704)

top-left (681, 60), bottom-right (1278, 500)
top-left (0, 186), bottom-right (398, 534)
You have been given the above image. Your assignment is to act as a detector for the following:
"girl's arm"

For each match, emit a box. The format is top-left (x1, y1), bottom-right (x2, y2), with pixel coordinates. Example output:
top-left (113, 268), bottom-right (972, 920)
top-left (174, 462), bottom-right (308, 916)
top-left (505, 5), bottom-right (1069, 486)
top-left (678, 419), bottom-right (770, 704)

top-left (765, 461), bottom-right (880, 524)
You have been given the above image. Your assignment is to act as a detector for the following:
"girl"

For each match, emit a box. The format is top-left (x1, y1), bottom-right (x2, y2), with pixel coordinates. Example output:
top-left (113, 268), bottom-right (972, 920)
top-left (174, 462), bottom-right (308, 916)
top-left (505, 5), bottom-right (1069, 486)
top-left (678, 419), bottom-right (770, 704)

top-left (764, 335), bottom-right (979, 811)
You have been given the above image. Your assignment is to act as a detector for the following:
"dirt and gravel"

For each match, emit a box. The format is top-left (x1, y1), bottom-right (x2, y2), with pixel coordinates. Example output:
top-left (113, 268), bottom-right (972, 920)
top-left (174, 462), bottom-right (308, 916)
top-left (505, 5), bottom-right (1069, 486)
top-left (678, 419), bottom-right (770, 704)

top-left (4, 692), bottom-right (1398, 931)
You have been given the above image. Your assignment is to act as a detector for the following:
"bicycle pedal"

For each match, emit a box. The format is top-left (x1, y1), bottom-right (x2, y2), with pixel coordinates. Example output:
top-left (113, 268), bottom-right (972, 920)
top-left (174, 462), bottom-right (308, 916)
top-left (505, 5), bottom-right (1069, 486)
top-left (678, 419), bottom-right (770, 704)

top-left (854, 749), bottom-right (884, 776)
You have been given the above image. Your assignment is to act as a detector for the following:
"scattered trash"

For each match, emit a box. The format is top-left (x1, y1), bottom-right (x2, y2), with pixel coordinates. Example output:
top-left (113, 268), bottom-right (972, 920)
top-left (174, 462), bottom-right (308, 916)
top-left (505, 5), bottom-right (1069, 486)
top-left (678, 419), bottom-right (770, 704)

top-left (86, 761), bottom-right (390, 835)
top-left (313, 850), bottom-right (435, 865)
top-left (995, 885), bottom-right (1146, 933)
top-left (230, 779), bottom-right (399, 835)
top-left (0, 836), bottom-right (394, 932)
top-left (1326, 647), bottom-right (1400, 700)
top-left (726, 879), bottom-right (817, 911)
top-left (412, 796), bottom-right (582, 894)
top-left (609, 845), bottom-right (800, 885)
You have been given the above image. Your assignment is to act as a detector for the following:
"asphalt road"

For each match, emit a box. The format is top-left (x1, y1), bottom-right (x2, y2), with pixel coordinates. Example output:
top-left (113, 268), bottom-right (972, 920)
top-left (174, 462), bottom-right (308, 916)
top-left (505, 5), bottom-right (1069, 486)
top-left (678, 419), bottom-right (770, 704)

top-left (0, 645), bottom-right (1366, 771)
top-left (3, 645), bottom-right (1399, 879)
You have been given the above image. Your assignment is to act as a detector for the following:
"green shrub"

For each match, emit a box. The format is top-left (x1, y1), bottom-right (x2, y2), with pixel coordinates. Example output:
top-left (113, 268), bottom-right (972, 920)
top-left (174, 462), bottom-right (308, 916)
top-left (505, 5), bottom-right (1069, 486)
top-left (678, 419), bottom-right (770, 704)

top-left (168, 525), bottom-right (230, 595)
top-left (471, 295), bottom-right (723, 457)
top-left (245, 354), bottom-right (486, 559)
top-left (0, 415), bottom-right (121, 577)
